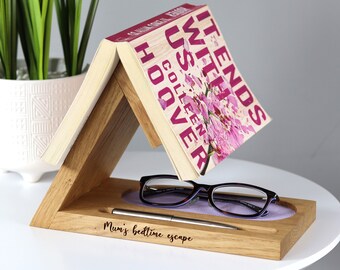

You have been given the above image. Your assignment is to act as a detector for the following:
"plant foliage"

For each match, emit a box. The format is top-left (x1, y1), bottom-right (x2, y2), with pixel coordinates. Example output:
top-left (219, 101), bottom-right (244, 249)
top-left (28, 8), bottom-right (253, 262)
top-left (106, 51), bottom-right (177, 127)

top-left (17, 0), bottom-right (53, 80)
top-left (0, 0), bottom-right (99, 80)
top-left (0, 0), bottom-right (18, 79)
top-left (55, 0), bottom-right (99, 76)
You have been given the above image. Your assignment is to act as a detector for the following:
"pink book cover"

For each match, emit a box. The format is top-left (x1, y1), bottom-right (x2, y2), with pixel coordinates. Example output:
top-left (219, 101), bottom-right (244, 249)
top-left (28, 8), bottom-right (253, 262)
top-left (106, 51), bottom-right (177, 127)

top-left (107, 4), bottom-right (271, 176)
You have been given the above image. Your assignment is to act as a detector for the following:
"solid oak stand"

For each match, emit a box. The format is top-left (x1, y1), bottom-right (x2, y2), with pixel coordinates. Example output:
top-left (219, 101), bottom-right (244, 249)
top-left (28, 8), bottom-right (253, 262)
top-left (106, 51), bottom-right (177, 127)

top-left (30, 62), bottom-right (316, 260)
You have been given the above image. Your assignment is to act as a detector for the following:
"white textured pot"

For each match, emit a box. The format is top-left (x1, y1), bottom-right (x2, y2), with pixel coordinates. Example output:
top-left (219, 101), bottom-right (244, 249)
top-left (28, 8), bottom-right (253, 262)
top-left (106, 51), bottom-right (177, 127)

top-left (0, 59), bottom-right (85, 182)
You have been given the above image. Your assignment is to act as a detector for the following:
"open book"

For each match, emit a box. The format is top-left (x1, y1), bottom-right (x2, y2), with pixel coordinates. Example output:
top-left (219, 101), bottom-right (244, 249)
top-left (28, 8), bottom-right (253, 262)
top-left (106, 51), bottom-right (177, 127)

top-left (43, 3), bottom-right (271, 180)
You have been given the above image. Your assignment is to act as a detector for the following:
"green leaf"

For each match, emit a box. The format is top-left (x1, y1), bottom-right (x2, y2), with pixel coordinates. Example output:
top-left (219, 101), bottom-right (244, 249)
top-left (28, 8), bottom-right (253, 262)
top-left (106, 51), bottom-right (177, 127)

top-left (0, 0), bottom-right (9, 77)
top-left (17, 1), bottom-right (32, 74)
top-left (0, 0), bottom-right (18, 79)
top-left (56, 0), bottom-right (99, 76)
top-left (28, 0), bottom-right (44, 79)
top-left (10, 0), bottom-right (18, 78)
top-left (55, 0), bottom-right (71, 75)
top-left (77, 0), bottom-right (99, 74)
top-left (42, 0), bottom-right (53, 79)
top-left (18, 0), bottom-right (39, 79)
top-left (17, 0), bottom-right (53, 80)
top-left (71, 0), bottom-right (82, 75)
top-left (68, 0), bottom-right (76, 75)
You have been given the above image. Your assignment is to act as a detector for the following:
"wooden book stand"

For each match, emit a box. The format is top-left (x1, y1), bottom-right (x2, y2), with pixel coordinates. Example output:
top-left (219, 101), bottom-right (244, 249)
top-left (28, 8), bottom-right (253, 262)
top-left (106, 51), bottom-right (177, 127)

top-left (31, 63), bottom-right (316, 260)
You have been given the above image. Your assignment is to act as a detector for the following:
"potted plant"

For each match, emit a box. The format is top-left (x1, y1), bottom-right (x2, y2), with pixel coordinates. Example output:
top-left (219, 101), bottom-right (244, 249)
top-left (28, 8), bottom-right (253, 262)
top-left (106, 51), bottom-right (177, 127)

top-left (0, 0), bottom-right (99, 182)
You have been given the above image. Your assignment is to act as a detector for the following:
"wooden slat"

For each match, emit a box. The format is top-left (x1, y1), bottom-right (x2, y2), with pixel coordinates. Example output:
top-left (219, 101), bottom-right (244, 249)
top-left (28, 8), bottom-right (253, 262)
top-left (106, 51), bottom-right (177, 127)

top-left (47, 178), bottom-right (316, 260)
top-left (114, 63), bottom-right (161, 148)
top-left (30, 61), bottom-right (316, 259)
top-left (31, 66), bottom-right (139, 228)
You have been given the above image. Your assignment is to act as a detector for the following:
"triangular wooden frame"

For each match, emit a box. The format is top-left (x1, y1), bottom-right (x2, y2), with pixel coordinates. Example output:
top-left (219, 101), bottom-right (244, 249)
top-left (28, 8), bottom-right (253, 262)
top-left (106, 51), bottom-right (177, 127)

top-left (31, 62), bottom-right (316, 260)
top-left (31, 62), bottom-right (145, 228)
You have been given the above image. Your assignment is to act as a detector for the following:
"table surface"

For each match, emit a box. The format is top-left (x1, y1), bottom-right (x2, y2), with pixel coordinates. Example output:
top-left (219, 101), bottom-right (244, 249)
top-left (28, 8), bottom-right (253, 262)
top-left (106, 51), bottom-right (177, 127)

top-left (0, 151), bottom-right (339, 270)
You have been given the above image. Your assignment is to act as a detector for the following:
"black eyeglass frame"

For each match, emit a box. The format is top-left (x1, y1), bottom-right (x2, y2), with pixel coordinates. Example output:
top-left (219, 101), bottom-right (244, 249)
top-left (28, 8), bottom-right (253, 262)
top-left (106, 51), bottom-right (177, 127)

top-left (139, 174), bottom-right (280, 218)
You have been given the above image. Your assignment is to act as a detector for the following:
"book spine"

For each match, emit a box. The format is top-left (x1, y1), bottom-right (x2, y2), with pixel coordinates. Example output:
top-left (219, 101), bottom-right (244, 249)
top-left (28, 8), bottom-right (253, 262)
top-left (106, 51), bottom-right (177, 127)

top-left (106, 4), bottom-right (204, 42)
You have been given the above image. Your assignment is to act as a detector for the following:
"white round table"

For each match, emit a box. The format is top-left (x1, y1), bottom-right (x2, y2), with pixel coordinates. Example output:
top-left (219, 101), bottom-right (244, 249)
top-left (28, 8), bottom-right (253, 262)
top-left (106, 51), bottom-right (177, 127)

top-left (0, 151), bottom-right (339, 270)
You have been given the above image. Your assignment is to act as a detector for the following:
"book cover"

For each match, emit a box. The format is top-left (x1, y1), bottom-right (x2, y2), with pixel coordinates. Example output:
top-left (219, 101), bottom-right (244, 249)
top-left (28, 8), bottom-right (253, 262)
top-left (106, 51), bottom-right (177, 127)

top-left (108, 4), bottom-right (271, 176)
top-left (42, 4), bottom-right (270, 180)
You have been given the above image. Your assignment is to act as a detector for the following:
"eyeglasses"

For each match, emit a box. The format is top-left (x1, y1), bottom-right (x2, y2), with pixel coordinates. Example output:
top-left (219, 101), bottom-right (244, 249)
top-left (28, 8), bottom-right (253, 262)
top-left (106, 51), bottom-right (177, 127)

top-left (139, 174), bottom-right (280, 218)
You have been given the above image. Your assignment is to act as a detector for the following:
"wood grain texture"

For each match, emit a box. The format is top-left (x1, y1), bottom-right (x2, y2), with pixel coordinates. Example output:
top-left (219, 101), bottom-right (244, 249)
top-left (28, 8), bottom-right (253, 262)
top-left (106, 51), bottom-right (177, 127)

top-left (114, 62), bottom-right (161, 148)
top-left (30, 60), bottom-right (315, 259)
top-left (48, 178), bottom-right (316, 260)
top-left (30, 67), bottom-right (139, 228)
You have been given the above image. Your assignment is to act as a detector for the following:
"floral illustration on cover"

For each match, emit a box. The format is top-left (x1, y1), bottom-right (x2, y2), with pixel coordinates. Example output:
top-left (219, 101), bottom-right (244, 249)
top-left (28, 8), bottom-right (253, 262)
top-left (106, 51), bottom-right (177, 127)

top-left (156, 38), bottom-right (257, 175)
top-left (179, 40), bottom-right (255, 174)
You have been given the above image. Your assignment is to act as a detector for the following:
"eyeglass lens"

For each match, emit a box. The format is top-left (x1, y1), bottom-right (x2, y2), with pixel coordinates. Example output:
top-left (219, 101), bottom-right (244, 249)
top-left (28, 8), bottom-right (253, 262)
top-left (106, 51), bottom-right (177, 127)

top-left (141, 177), bottom-right (195, 204)
top-left (142, 178), bottom-right (269, 216)
top-left (212, 186), bottom-right (268, 216)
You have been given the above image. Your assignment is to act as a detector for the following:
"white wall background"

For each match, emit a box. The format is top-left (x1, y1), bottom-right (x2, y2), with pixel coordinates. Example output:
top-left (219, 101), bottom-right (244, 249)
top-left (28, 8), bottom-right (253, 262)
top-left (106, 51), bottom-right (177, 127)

top-left (47, 1), bottom-right (339, 268)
